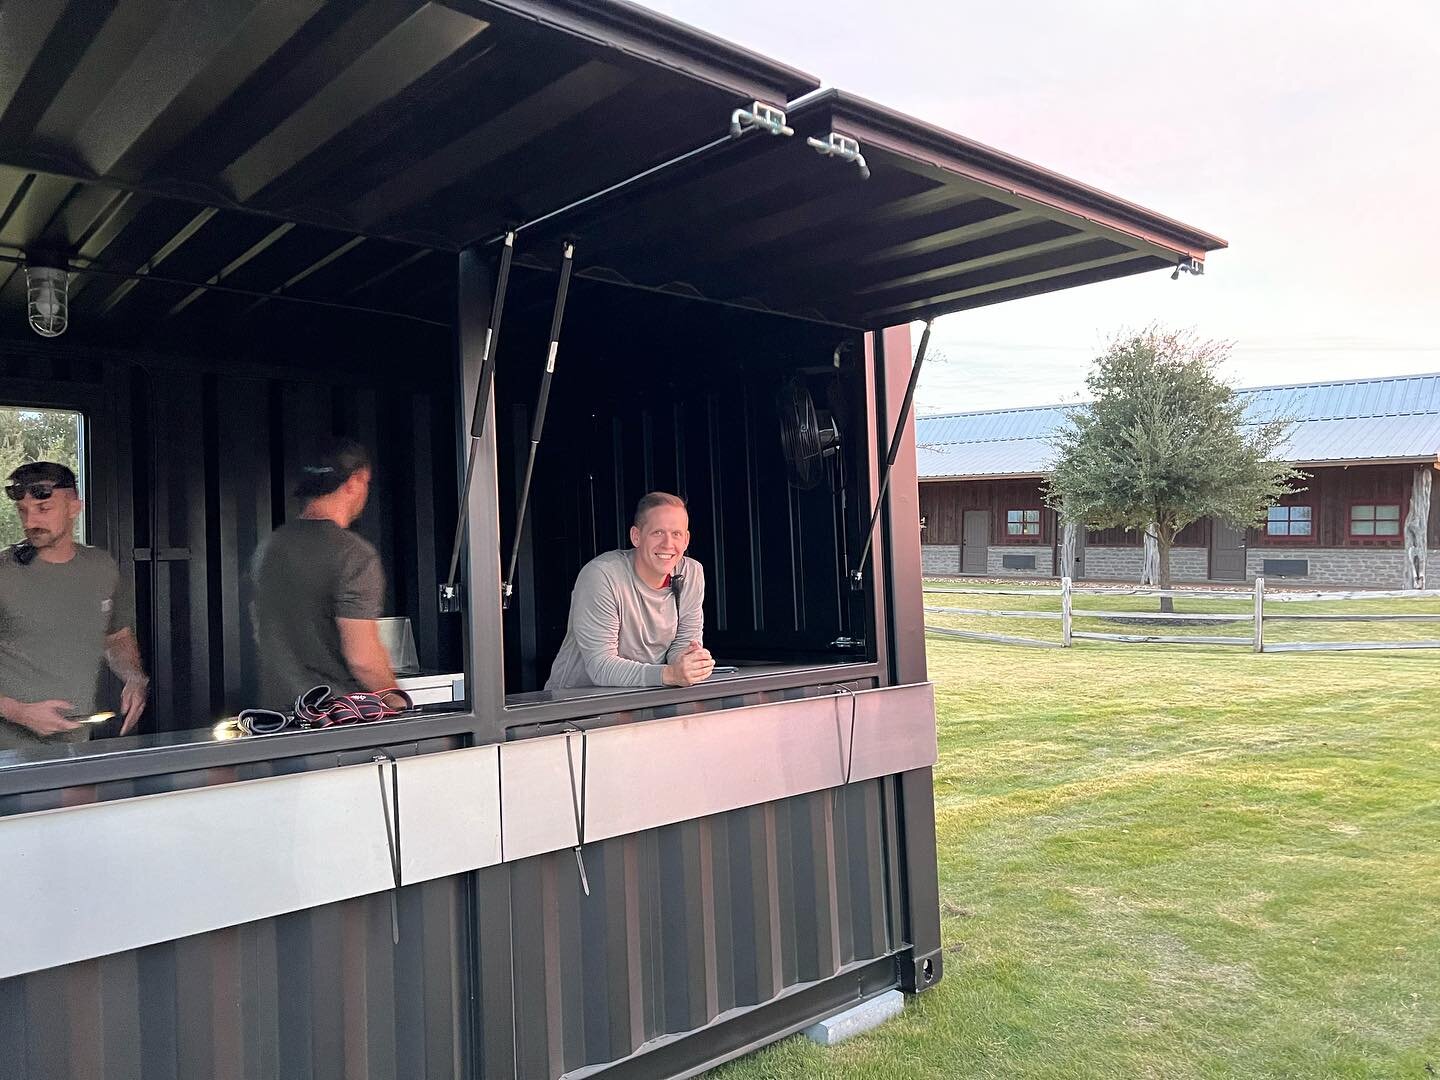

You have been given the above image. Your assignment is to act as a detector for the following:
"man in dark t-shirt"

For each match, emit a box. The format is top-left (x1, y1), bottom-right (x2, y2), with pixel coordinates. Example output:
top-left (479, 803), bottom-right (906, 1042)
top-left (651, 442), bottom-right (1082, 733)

top-left (251, 439), bottom-right (398, 710)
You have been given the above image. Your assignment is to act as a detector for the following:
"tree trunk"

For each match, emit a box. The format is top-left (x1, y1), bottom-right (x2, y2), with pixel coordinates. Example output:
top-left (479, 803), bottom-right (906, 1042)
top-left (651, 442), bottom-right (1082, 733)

top-left (1403, 467), bottom-right (1431, 589)
top-left (1060, 517), bottom-right (1077, 581)
top-left (1155, 526), bottom-right (1174, 613)
top-left (1141, 523), bottom-right (1160, 585)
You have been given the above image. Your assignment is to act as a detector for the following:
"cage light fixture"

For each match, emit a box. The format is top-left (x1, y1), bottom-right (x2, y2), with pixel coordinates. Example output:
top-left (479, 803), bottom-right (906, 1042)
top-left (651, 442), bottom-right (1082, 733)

top-left (24, 257), bottom-right (69, 337)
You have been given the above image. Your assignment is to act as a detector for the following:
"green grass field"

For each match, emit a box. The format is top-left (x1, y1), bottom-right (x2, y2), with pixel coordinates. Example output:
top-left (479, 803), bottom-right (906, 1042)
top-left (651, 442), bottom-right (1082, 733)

top-left (714, 589), bottom-right (1440, 1079)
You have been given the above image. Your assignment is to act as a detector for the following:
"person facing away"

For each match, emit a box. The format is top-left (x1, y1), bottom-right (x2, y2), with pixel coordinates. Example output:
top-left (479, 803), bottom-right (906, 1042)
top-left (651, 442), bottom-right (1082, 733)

top-left (0, 461), bottom-right (149, 750)
top-left (546, 491), bottom-right (714, 690)
top-left (251, 439), bottom-right (398, 710)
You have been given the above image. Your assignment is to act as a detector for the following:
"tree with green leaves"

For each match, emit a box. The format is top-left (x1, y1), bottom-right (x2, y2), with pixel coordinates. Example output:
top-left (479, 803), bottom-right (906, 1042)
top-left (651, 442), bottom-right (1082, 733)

top-left (0, 406), bottom-right (83, 548)
top-left (1043, 327), bottom-right (1303, 610)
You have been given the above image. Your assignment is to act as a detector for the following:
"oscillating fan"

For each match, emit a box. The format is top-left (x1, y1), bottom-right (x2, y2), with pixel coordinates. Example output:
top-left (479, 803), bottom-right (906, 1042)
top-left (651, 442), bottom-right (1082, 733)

top-left (778, 378), bottom-right (842, 489)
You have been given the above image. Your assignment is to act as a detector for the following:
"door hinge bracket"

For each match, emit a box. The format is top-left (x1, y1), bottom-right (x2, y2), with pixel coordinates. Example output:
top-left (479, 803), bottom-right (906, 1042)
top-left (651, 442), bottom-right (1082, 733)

top-left (807, 132), bottom-right (870, 180)
top-left (730, 101), bottom-right (793, 138)
top-left (1171, 256), bottom-right (1204, 279)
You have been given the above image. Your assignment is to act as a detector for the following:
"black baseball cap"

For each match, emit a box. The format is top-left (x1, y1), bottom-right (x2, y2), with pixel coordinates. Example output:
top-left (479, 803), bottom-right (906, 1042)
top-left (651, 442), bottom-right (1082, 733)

top-left (7, 461), bottom-right (77, 489)
top-left (293, 438), bottom-right (371, 498)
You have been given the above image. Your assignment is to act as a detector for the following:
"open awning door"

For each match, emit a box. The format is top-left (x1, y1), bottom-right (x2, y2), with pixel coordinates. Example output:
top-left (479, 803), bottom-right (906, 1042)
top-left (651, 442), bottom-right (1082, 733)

top-left (0, 0), bottom-right (817, 336)
top-left (0, 1), bottom-right (1221, 336)
top-left (521, 89), bottom-right (1227, 328)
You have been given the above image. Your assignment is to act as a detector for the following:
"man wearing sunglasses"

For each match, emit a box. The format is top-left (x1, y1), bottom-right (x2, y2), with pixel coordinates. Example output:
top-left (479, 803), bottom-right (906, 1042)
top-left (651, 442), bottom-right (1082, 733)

top-left (0, 461), bottom-right (149, 750)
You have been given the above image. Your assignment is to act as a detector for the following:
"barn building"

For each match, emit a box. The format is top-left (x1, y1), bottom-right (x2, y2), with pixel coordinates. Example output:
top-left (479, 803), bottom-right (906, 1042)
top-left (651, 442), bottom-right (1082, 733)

top-left (917, 373), bottom-right (1440, 587)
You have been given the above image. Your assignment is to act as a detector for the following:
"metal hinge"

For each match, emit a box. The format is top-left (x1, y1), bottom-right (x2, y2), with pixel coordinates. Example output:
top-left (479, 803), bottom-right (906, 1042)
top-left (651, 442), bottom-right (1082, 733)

top-left (730, 100), bottom-right (793, 138)
top-left (807, 132), bottom-right (870, 179)
top-left (1171, 256), bottom-right (1204, 279)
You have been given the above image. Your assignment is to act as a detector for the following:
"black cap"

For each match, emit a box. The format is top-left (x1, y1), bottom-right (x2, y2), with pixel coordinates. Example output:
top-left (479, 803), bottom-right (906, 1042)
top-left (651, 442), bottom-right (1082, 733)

top-left (7, 461), bottom-right (77, 489)
top-left (293, 438), bottom-right (370, 499)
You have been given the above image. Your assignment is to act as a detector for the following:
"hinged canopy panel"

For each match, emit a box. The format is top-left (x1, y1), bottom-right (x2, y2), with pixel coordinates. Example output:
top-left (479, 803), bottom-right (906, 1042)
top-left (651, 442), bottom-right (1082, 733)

top-left (0, 1), bottom-right (1223, 337)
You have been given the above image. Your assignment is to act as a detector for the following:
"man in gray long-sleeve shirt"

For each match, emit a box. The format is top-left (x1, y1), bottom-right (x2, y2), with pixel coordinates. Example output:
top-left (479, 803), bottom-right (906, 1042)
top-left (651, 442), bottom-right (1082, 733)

top-left (546, 492), bottom-right (714, 690)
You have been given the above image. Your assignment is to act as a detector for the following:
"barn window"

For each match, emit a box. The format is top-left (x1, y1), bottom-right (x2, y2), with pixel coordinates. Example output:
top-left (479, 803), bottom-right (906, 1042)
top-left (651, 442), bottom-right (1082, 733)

top-left (1265, 505), bottom-right (1312, 537)
top-left (1350, 503), bottom-right (1400, 537)
top-left (1006, 508), bottom-right (1040, 537)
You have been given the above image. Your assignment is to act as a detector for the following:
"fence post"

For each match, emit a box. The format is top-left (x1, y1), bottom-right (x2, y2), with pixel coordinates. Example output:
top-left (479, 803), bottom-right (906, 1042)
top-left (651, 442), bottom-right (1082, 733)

top-left (1253, 576), bottom-right (1265, 653)
top-left (1061, 576), bottom-right (1073, 647)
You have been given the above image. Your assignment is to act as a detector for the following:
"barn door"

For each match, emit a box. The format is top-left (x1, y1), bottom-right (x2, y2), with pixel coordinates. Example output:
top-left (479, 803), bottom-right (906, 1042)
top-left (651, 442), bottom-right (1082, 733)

top-left (961, 510), bottom-right (989, 574)
top-left (1210, 519), bottom-right (1247, 580)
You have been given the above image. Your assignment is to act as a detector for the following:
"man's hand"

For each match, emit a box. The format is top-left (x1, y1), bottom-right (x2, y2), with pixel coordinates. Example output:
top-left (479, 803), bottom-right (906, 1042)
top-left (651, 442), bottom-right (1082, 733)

top-left (662, 641), bottom-right (715, 687)
top-left (7, 699), bottom-right (81, 737)
top-left (104, 629), bottom-right (150, 734)
top-left (119, 675), bottom-right (150, 734)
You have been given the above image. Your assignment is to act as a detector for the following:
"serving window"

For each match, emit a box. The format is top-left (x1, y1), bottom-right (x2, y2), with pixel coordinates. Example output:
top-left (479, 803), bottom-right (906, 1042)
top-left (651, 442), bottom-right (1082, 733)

top-left (492, 273), bottom-right (879, 707)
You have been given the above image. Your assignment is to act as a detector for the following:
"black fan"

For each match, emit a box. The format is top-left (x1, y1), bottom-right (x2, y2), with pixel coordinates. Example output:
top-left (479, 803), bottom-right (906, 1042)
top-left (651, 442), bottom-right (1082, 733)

top-left (778, 378), bottom-right (842, 489)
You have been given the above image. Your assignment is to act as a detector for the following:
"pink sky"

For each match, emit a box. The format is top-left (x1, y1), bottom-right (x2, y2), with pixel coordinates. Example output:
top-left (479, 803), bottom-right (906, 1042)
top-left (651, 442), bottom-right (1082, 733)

top-left (639, 0), bottom-right (1440, 410)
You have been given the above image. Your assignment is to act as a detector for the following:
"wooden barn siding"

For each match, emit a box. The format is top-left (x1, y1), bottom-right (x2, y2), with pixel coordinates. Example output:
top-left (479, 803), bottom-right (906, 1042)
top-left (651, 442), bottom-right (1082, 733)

top-left (1084, 520), bottom-right (1208, 548)
top-left (919, 478), bottom-right (1059, 546)
top-left (921, 465), bottom-right (1440, 551)
top-left (1258, 464), bottom-right (1440, 548)
top-left (918, 479), bottom-right (1206, 548)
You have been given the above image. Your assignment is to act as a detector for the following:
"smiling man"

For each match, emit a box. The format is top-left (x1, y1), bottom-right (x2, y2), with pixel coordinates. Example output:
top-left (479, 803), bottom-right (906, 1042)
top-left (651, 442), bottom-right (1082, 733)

top-left (545, 491), bottom-right (713, 690)
top-left (0, 461), bottom-right (149, 750)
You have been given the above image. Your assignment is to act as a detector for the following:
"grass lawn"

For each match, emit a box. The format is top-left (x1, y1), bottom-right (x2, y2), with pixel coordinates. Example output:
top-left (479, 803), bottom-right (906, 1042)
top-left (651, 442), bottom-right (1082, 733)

top-left (713, 597), bottom-right (1440, 1079)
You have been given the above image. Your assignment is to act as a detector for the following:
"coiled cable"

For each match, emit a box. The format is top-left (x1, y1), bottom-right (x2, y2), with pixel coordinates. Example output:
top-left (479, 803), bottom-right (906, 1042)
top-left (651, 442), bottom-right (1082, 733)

top-left (231, 686), bottom-right (413, 737)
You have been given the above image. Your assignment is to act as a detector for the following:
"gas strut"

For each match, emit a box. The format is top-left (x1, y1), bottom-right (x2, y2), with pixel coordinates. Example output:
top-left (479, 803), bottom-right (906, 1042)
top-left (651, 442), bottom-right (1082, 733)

top-left (440, 232), bottom-right (516, 613)
top-left (502, 241), bottom-right (576, 609)
top-left (849, 319), bottom-right (934, 590)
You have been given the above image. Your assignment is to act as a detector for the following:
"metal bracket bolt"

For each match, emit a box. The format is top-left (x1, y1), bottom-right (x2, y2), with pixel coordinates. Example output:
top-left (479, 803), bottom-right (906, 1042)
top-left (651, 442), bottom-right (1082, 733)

top-left (730, 101), bottom-right (794, 138)
top-left (807, 132), bottom-right (870, 179)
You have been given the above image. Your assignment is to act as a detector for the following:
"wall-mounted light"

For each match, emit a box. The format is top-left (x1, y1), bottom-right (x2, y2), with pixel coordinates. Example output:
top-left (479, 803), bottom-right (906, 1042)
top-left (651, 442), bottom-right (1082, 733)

top-left (24, 257), bottom-right (69, 337)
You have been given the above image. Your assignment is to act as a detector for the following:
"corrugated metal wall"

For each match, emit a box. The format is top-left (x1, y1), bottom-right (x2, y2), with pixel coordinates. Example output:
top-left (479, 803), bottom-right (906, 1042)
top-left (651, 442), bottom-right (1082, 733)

top-left (499, 780), bottom-right (897, 1077)
top-left (0, 878), bottom-right (473, 1080)
top-left (0, 778), bottom-right (901, 1080)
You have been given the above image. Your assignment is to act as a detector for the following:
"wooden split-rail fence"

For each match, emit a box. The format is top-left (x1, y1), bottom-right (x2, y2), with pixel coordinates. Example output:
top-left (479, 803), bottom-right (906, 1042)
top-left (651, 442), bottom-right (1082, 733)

top-left (923, 578), bottom-right (1440, 653)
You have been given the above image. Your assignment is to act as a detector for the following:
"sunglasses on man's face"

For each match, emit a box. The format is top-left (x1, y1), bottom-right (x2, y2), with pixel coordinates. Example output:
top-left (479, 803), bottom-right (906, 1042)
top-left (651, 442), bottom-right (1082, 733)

top-left (5, 482), bottom-right (73, 502)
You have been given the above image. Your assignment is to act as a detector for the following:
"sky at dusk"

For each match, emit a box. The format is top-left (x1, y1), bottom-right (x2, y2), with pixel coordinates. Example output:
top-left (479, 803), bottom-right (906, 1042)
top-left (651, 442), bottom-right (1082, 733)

top-left (638, 0), bottom-right (1440, 412)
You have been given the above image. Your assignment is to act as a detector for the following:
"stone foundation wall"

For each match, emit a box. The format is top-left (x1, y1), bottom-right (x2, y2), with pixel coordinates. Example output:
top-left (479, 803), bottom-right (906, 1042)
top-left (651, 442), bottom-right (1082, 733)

top-left (921, 544), bottom-right (1055, 576)
top-left (985, 545), bottom-right (1054, 576)
top-left (1082, 546), bottom-right (1209, 582)
top-left (1246, 547), bottom-right (1440, 587)
top-left (921, 544), bottom-right (960, 576)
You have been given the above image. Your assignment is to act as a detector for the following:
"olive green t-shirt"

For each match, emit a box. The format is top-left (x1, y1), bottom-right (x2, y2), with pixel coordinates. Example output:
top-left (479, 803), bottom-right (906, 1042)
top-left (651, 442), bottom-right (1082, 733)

top-left (252, 519), bottom-right (385, 710)
top-left (0, 544), bottom-right (122, 751)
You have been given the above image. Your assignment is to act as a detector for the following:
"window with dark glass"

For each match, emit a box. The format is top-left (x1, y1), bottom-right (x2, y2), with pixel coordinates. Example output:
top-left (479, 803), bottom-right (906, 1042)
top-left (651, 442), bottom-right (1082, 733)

top-left (1349, 503), bottom-right (1400, 537)
top-left (1006, 509), bottom-right (1040, 537)
top-left (1265, 505), bottom-right (1312, 537)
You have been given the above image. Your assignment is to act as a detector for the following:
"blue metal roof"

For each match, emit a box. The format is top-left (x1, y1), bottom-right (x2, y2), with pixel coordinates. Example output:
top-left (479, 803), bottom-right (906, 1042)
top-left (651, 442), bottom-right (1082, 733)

top-left (916, 373), bottom-right (1440, 479)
